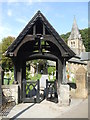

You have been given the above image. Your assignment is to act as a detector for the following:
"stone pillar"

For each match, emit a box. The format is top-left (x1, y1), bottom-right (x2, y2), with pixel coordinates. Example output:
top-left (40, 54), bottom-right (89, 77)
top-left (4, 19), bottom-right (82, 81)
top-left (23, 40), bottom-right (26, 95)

top-left (17, 67), bottom-right (22, 102)
top-left (59, 84), bottom-right (70, 106)
top-left (57, 58), bottom-right (70, 106)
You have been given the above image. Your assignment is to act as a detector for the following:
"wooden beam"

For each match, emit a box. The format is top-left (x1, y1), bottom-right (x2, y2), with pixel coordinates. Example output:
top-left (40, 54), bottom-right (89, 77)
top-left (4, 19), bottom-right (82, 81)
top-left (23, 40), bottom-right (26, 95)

top-left (43, 24), bottom-right (45, 35)
top-left (33, 25), bottom-right (36, 35)
top-left (14, 35), bottom-right (36, 56)
top-left (26, 52), bottom-right (58, 61)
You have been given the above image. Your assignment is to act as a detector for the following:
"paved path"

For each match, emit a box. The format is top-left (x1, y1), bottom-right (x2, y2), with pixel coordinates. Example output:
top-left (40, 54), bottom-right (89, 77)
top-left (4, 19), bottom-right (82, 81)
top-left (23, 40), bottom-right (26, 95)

top-left (58, 98), bottom-right (88, 118)
top-left (3, 97), bottom-right (87, 119)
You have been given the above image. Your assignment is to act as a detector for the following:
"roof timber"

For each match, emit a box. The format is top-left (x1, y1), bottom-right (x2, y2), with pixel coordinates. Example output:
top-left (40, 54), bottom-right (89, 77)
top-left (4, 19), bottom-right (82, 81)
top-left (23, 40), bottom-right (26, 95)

top-left (6, 10), bottom-right (75, 59)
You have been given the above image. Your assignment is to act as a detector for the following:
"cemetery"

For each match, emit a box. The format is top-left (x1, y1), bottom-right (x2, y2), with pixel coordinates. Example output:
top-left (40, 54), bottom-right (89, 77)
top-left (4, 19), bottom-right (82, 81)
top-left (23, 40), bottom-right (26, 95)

top-left (0, 10), bottom-right (88, 118)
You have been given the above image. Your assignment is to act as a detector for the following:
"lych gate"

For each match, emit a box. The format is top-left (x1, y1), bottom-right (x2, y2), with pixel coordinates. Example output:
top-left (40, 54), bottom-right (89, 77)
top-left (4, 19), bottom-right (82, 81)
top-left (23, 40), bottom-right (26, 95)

top-left (5, 11), bottom-right (75, 103)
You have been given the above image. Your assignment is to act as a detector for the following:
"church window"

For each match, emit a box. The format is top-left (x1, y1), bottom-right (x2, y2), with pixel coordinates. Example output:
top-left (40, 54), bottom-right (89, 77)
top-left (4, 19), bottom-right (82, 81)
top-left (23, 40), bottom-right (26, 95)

top-left (71, 42), bottom-right (73, 47)
top-left (73, 42), bottom-right (75, 47)
top-left (71, 41), bottom-right (75, 47)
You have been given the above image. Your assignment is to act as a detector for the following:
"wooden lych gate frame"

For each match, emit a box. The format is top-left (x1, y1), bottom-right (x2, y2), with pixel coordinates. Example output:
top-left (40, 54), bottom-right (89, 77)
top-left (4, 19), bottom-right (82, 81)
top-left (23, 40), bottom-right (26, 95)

top-left (5, 11), bottom-right (75, 103)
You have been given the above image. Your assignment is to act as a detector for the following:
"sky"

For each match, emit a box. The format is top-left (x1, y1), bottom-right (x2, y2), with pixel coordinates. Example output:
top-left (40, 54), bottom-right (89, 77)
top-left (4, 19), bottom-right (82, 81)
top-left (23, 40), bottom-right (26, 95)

top-left (0, 2), bottom-right (88, 41)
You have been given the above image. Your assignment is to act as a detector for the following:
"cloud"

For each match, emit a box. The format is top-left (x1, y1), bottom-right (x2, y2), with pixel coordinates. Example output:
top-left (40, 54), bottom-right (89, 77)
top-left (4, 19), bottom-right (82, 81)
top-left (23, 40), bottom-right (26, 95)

top-left (16, 18), bottom-right (28, 24)
top-left (7, 9), bottom-right (12, 17)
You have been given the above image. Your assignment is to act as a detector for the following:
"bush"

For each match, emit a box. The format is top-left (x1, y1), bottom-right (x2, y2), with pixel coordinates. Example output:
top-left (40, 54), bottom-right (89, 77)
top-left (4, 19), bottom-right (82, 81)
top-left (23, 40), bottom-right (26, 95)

top-left (48, 66), bottom-right (56, 75)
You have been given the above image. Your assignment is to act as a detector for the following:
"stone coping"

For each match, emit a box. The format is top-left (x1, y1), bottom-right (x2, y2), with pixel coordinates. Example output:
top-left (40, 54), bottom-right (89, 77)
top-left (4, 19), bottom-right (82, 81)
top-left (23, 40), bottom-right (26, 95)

top-left (1, 84), bottom-right (19, 88)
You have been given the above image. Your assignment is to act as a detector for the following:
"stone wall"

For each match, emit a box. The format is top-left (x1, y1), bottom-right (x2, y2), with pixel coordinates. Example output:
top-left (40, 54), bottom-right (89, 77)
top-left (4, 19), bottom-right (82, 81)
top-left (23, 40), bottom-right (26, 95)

top-left (66, 62), bottom-right (88, 98)
top-left (66, 62), bottom-right (87, 74)
top-left (1, 85), bottom-right (19, 104)
top-left (87, 61), bottom-right (90, 94)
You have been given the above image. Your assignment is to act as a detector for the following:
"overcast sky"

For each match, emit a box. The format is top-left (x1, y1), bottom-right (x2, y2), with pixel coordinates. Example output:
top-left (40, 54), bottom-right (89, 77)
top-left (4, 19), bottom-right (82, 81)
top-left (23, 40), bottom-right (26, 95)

top-left (0, 2), bottom-right (88, 41)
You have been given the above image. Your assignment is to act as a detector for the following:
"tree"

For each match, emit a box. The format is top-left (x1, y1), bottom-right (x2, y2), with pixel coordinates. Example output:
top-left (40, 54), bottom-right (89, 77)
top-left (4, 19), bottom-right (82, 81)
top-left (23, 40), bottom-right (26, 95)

top-left (61, 32), bottom-right (70, 43)
top-left (1, 36), bottom-right (15, 71)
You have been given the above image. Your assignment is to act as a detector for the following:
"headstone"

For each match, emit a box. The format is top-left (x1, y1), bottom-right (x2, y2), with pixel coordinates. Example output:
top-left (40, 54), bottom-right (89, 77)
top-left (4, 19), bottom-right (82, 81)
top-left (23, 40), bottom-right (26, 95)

top-left (75, 66), bottom-right (87, 98)
top-left (40, 75), bottom-right (48, 89)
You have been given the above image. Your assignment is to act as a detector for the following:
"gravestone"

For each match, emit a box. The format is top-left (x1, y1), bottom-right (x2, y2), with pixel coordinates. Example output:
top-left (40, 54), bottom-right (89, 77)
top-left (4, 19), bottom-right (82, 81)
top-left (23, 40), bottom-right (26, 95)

top-left (75, 66), bottom-right (87, 98)
top-left (40, 75), bottom-right (48, 89)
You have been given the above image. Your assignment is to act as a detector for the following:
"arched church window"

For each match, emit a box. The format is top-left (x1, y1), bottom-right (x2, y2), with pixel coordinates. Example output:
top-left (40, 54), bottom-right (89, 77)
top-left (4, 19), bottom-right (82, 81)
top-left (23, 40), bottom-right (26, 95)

top-left (71, 41), bottom-right (75, 47)
top-left (71, 42), bottom-right (73, 47)
top-left (73, 42), bottom-right (75, 47)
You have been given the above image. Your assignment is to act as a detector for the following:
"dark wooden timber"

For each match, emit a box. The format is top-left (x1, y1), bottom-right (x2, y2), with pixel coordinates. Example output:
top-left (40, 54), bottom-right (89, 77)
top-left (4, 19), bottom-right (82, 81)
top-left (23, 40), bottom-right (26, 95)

top-left (5, 11), bottom-right (75, 103)
top-left (46, 79), bottom-right (58, 103)
top-left (22, 79), bottom-right (40, 103)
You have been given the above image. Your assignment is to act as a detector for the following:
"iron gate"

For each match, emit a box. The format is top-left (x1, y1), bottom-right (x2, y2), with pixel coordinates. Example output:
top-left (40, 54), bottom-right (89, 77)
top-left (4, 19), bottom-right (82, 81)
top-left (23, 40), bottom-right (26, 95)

top-left (23, 79), bottom-right (40, 103)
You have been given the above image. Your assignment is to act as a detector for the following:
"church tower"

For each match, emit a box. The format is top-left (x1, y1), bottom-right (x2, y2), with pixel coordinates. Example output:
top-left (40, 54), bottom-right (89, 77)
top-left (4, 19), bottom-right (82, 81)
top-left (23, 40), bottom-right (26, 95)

top-left (68, 17), bottom-right (85, 55)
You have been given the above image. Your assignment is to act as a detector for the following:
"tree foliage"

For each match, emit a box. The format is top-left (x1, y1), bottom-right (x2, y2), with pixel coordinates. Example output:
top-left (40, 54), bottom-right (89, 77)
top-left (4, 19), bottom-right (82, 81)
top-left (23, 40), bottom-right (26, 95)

top-left (61, 28), bottom-right (89, 52)
top-left (1, 36), bottom-right (15, 70)
top-left (61, 32), bottom-right (70, 43)
top-left (48, 66), bottom-right (56, 75)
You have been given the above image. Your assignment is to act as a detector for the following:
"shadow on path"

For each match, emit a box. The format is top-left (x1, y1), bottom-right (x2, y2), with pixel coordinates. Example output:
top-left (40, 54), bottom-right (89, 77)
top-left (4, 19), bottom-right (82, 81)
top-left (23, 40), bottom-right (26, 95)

top-left (9, 103), bottom-right (35, 120)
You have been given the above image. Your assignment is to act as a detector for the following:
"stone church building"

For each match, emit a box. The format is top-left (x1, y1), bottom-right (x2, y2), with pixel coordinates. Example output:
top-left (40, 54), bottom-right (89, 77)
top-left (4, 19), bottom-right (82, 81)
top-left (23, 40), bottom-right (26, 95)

top-left (68, 17), bottom-right (85, 55)
top-left (66, 17), bottom-right (87, 98)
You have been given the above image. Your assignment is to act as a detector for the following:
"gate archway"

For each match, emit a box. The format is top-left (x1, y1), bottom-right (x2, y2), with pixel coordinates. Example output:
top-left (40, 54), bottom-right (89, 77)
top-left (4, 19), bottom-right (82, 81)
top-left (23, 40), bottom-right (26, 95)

top-left (17, 39), bottom-right (62, 102)
top-left (5, 11), bottom-right (75, 103)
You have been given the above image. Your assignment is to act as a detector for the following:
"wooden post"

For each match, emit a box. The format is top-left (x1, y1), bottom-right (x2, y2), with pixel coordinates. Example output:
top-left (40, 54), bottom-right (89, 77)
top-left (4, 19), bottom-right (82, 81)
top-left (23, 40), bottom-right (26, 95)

top-left (23, 79), bottom-right (26, 102)
top-left (56, 60), bottom-right (58, 80)
top-left (46, 79), bottom-right (48, 99)
top-left (21, 61), bottom-right (26, 102)
top-left (43, 24), bottom-right (45, 35)
top-left (1, 70), bottom-right (4, 85)
top-left (57, 58), bottom-right (63, 102)
top-left (13, 62), bottom-right (18, 84)
top-left (36, 79), bottom-right (40, 103)
top-left (58, 58), bottom-right (62, 84)
top-left (33, 25), bottom-right (36, 35)
top-left (62, 59), bottom-right (67, 84)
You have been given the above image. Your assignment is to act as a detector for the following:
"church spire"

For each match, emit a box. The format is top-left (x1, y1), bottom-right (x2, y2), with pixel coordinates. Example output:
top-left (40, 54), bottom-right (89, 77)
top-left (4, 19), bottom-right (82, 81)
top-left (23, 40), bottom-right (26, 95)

top-left (68, 17), bottom-right (81, 40)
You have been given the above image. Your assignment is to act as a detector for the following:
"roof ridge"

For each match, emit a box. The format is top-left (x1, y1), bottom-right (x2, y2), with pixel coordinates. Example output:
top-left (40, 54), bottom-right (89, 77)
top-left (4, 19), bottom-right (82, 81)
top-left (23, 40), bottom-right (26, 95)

top-left (6, 11), bottom-right (75, 58)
